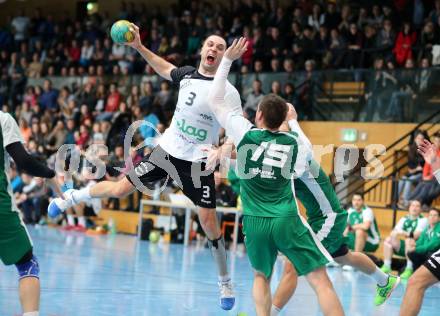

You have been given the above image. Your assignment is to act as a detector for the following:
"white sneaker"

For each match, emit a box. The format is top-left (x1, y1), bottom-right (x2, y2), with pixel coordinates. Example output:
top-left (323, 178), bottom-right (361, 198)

top-left (47, 189), bottom-right (77, 218)
top-left (218, 279), bottom-right (235, 310)
top-left (342, 265), bottom-right (354, 271)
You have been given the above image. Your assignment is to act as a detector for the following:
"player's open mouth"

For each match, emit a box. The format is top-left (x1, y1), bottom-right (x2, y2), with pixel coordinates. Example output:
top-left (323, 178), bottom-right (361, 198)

top-left (207, 55), bottom-right (215, 64)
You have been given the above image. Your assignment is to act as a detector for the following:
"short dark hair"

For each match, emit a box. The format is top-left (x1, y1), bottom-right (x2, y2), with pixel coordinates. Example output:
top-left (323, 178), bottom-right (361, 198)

top-left (433, 132), bottom-right (440, 139)
top-left (430, 208), bottom-right (440, 216)
top-left (353, 192), bottom-right (364, 200)
top-left (258, 94), bottom-right (287, 129)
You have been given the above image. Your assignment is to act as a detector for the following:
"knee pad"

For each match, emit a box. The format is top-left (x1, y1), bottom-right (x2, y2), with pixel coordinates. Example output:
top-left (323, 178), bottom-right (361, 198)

top-left (15, 255), bottom-right (39, 280)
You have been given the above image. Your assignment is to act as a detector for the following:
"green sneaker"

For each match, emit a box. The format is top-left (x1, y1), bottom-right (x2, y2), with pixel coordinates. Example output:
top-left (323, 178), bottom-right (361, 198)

top-left (400, 268), bottom-right (413, 280)
top-left (374, 275), bottom-right (400, 306)
top-left (380, 265), bottom-right (392, 273)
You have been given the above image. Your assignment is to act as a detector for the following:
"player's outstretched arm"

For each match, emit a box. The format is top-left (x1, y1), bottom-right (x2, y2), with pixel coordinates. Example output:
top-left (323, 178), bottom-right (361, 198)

top-left (285, 104), bottom-right (312, 153)
top-left (207, 37), bottom-right (248, 128)
top-left (418, 139), bottom-right (440, 183)
top-left (125, 23), bottom-right (176, 81)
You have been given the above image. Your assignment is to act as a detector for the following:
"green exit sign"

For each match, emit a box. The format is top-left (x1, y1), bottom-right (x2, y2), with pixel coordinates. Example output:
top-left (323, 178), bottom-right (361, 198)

top-left (341, 128), bottom-right (358, 142)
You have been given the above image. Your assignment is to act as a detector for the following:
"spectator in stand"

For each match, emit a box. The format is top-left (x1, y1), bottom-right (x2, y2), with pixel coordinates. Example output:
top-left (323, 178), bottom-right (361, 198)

top-left (376, 19), bottom-right (396, 60)
top-left (308, 4), bottom-right (324, 32)
top-left (370, 5), bottom-right (384, 27)
top-left (419, 21), bottom-right (438, 61)
top-left (381, 200), bottom-right (428, 279)
top-left (345, 23), bottom-right (363, 68)
top-left (244, 79), bottom-right (264, 119)
top-left (429, 0), bottom-right (440, 24)
top-left (97, 82), bottom-right (120, 121)
top-left (270, 58), bottom-right (281, 72)
top-left (11, 9), bottom-right (30, 46)
top-left (394, 22), bottom-right (417, 66)
top-left (323, 2), bottom-right (341, 30)
top-left (39, 79), bottom-right (58, 112)
top-left (126, 84), bottom-right (140, 108)
top-left (385, 58), bottom-right (416, 122)
top-left (264, 27), bottom-right (285, 59)
top-left (409, 133), bottom-right (440, 207)
top-left (339, 4), bottom-right (354, 35)
top-left (406, 208), bottom-right (440, 272)
top-left (27, 52), bottom-right (42, 78)
top-left (363, 58), bottom-right (387, 122)
top-left (154, 81), bottom-right (173, 121)
top-left (46, 120), bottom-right (67, 155)
top-left (328, 28), bottom-right (346, 68)
top-left (398, 130), bottom-right (427, 208)
top-left (270, 80), bottom-right (282, 96)
top-left (344, 193), bottom-right (381, 254)
top-left (19, 118), bottom-right (32, 143)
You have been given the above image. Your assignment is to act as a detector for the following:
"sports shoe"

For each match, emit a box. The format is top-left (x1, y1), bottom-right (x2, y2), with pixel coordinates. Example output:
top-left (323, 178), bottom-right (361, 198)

top-left (47, 189), bottom-right (77, 218)
top-left (73, 225), bottom-right (87, 232)
top-left (342, 265), bottom-right (354, 271)
top-left (380, 265), bottom-right (392, 274)
top-left (374, 275), bottom-right (400, 306)
top-left (400, 268), bottom-right (413, 280)
top-left (218, 279), bottom-right (235, 310)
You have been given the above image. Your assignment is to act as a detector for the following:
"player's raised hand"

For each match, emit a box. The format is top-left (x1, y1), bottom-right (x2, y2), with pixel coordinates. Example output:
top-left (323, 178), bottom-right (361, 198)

top-left (418, 139), bottom-right (440, 171)
top-left (286, 103), bottom-right (298, 121)
top-left (224, 37), bottom-right (248, 61)
top-left (126, 23), bottom-right (142, 50)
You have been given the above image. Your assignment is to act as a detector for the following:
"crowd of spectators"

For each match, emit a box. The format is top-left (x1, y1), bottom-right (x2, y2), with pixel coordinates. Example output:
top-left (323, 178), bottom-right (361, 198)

top-left (4, 1), bottom-right (440, 223)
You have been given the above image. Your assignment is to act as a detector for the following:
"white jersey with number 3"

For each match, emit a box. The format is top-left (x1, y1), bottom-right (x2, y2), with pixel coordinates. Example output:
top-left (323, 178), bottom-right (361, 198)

top-left (158, 66), bottom-right (242, 162)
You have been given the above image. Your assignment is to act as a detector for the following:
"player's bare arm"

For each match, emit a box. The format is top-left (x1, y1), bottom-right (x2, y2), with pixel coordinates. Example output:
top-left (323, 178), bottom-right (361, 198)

top-left (125, 23), bottom-right (176, 81)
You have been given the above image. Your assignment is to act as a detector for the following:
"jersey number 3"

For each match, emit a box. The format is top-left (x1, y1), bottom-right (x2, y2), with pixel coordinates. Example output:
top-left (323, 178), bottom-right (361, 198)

top-left (185, 92), bottom-right (197, 106)
top-left (251, 142), bottom-right (290, 168)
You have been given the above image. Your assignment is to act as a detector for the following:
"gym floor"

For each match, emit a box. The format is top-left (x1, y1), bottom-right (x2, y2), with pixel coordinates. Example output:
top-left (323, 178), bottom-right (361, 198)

top-left (0, 226), bottom-right (438, 316)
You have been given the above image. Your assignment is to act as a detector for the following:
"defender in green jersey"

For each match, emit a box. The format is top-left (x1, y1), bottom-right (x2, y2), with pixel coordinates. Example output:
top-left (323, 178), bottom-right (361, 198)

top-left (0, 111), bottom-right (61, 316)
top-left (271, 160), bottom-right (398, 314)
top-left (207, 38), bottom-right (344, 316)
top-left (381, 200), bottom-right (428, 279)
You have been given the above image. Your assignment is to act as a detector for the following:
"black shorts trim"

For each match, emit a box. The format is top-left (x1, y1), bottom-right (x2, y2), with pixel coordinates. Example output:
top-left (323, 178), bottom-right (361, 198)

top-left (424, 250), bottom-right (440, 281)
top-left (127, 146), bottom-right (216, 209)
top-left (331, 244), bottom-right (350, 258)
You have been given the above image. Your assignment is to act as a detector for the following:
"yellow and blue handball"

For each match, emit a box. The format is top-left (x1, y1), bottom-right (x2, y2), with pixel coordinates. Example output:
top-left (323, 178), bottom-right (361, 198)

top-left (110, 20), bottom-right (134, 44)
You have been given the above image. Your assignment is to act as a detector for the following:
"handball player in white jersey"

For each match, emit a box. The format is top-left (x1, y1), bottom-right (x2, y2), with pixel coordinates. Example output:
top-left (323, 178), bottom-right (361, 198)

top-left (49, 24), bottom-right (240, 310)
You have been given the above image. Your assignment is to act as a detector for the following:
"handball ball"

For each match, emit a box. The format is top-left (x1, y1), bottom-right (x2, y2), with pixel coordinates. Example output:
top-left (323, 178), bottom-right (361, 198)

top-left (149, 231), bottom-right (160, 243)
top-left (110, 20), bottom-right (134, 44)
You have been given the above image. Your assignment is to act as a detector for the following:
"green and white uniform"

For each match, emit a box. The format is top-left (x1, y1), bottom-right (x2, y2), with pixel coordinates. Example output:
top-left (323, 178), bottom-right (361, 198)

top-left (226, 113), bottom-right (331, 278)
top-left (394, 215), bottom-right (428, 256)
top-left (295, 159), bottom-right (348, 255)
top-left (346, 206), bottom-right (381, 252)
top-left (0, 111), bottom-right (33, 265)
top-left (415, 222), bottom-right (440, 254)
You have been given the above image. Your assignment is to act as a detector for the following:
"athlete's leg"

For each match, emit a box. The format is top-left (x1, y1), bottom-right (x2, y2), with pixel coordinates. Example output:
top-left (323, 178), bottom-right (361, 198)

top-left (253, 272), bottom-right (272, 316)
top-left (49, 178), bottom-right (136, 217)
top-left (198, 207), bottom-right (221, 240)
top-left (354, 228), bottom-right (367, 252)
top-left (399, 266), bottom-right (438, 316)
top-left (15, 250), bottom-right (40, 315)
top-left (305, 267), bottom-right (344, 316)
top-left (382, 235), bottom-right (401, 268)
top-left (271, 260), bottom-right (298, 315)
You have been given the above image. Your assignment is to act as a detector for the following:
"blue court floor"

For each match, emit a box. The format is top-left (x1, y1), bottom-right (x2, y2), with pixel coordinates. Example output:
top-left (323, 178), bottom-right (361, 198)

top-left (0, 226), bottom-right (439, 316)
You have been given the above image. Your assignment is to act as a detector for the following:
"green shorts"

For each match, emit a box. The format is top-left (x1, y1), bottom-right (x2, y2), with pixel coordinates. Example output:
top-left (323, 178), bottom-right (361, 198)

top-left (346, 232), bottom-right (379, 253)
top-left (0, 209), bottom-right (32, 265)
top-left (243, 215), bottom-right (330, 279)
top-left (309, 211), bottom-right (348, 256)
top-left (395, 240), bottom-right (406, 257)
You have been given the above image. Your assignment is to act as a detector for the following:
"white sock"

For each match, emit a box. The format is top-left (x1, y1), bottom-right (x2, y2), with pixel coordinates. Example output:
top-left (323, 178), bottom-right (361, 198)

top-left (72, 187), bottom-right (92, 203)
top-left (67, 214), bottom-right (75, 226)
top-left (406, 260), bottom-right (413, 270)
top-left (384, 259), bottom-right (391, 267)
top-left (271, 305), bottom-right (281, 316)
top-left (78, 216), bottom-right (86, 227)
top-left (371, 267), bottom-right (389, 287)
top-left (23, 311), bottom-right (39, 316)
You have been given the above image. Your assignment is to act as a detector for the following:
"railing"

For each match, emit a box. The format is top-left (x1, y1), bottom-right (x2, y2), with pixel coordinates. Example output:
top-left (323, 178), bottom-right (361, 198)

top-left (23, 66), bottom-right (440, 123)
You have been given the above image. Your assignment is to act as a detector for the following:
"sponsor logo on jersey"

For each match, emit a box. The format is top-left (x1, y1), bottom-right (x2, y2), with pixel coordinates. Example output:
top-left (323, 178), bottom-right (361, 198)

top-left (176, 119), bottom-right (208, 141)
top-left (180, 79), bottom-right (192, 90)
top-left (199, 113), bottom-right (213, 121)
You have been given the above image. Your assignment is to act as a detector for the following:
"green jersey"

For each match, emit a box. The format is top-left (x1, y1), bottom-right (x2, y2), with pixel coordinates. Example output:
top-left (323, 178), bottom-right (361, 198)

top-left (394, 215), bottom-right (428, 235)
top-left (0, 111), bottom-right (23, 213)
top-left (347, 206), bottom-right (381, 245)
top-left (415, 222), bottom-right (440, 253)
top-left (226, 114), bottom-right (311, 217)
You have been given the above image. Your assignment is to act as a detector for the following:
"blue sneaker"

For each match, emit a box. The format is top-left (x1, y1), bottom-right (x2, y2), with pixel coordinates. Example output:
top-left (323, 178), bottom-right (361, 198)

top-left (47, 190), bottom-right (76, 218)
top-left (219, 279), bottom-right (235, 310)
